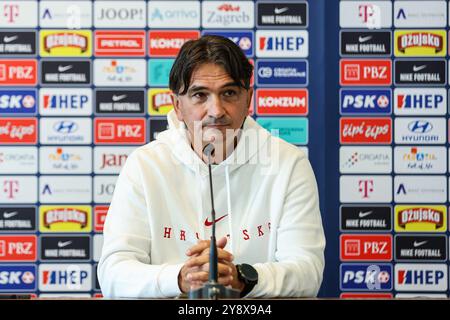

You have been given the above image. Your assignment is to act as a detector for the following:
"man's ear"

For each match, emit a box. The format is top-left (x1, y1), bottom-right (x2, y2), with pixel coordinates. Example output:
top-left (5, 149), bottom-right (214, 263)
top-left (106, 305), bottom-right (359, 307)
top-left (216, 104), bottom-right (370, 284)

top-left (170, 93), bottom-right (184, 121)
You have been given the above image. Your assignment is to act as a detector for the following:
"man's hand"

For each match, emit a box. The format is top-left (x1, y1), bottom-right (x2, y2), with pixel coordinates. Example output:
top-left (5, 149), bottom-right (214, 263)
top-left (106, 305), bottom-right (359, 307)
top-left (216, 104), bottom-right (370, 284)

top-left (178, 237), bottom-right (245, 293)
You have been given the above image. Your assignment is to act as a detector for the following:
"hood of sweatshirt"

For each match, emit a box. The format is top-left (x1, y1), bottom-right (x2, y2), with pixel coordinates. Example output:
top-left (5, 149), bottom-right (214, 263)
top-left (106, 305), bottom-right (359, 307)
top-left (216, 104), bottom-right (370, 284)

top-left (154, 110), bottom-right (272, 254)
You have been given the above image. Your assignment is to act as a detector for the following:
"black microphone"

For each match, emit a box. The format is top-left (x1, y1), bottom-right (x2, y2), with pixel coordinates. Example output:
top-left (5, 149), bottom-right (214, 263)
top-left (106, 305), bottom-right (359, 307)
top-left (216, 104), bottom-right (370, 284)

top-left (188, 143), bottom-right (239, 300)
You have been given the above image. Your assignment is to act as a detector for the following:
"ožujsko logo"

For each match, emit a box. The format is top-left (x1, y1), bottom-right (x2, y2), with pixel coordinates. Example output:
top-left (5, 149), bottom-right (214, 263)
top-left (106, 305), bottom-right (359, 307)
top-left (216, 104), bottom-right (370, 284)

top-left (394, 30), bottom-right (446, 57)
top-left (395, 205), bottom-right (446, 232)
top-left (40, 30), bottom-right (91, 57)
top-left (39, 206), bottom-right (92, 233)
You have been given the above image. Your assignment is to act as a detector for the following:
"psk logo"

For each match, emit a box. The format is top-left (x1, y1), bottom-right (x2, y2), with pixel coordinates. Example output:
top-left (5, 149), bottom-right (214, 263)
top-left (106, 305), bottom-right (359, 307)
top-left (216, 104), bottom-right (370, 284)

top-left (408, 120), bottom-right (432, 133)
top-left (53, 121), bottom-right (78, 134)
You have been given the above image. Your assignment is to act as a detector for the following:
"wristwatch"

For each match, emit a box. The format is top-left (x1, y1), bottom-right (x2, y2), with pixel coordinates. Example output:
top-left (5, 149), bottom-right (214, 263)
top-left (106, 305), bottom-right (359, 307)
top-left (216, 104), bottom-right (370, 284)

top-left (236, 263), bottom-right (258, 298)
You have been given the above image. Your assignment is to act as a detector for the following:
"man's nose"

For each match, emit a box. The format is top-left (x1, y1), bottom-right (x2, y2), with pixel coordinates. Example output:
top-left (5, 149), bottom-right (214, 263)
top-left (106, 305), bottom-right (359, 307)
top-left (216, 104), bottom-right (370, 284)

top-left (207, 94), bottom-right (226, 119)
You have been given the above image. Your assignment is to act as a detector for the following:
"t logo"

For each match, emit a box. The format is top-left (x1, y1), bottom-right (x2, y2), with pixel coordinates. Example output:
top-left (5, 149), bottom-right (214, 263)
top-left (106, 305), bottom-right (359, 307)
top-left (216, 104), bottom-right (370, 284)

top-left (358, 179), bottom-right (374, 198)
top-left (3, 180), bottom-right (19, 199)
top-left (3, 4), bottom-right (19, 23)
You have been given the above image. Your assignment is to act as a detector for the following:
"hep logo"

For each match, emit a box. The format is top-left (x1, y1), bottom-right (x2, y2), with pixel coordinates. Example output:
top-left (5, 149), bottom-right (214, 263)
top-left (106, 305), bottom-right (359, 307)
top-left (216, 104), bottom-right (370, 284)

top-left (398, 269), bottom-right (445, 285)
top-left (42, 266), bottom-right (88, 290)
top-left (259, 36), bottom-right (304, 51)
top-left (358, 179), bottom-right (373, 198)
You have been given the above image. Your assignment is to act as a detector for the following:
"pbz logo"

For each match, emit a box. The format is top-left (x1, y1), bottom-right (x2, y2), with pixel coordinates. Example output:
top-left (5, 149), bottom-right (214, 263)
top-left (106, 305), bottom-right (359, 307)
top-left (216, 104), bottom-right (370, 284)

top-left (341, 264), bottom-right (392, 291)
top-left (0, 265), bottom-right (36, 291)
top-left (340, 89), bottom-right (391, 115)
top-left (0, 90), bottom-right (36, 114)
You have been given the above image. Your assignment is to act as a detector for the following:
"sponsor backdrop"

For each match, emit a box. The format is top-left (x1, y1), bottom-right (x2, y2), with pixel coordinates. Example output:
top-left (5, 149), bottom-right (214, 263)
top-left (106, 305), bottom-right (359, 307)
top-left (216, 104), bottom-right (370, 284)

top-left (2, 0), bottom-right (449, 299)
top-left (332, 0), bottom-right (450, 298)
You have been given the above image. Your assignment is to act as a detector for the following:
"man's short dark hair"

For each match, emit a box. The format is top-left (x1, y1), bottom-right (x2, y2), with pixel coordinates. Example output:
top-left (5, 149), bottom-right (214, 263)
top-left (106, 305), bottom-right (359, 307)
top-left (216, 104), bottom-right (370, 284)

top-left (169, 35), bottom-right (253, 96)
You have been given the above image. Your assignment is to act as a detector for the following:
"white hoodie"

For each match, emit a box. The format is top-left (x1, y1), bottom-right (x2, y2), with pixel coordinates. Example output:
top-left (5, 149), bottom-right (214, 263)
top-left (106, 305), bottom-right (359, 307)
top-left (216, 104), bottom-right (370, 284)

top-left (98, 110), bottom-right (326, 298)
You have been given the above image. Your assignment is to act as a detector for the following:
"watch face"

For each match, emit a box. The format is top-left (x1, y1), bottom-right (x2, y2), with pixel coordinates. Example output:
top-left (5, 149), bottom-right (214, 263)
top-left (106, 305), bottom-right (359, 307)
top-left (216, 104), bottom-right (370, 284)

top-left (240, 263), bottom-right (258, 283)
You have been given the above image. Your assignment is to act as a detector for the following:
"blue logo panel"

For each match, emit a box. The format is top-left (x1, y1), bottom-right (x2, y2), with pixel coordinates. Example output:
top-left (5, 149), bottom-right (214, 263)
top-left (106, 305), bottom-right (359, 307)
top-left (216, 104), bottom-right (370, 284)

top-left (202, 30), bottom-right (254, 57)
top-left (340, 264), bottom-right (392, 291)
top-left (340, 89), bottom-right (392, 115)
top-left (0, 265), bottom-right (37, 291)
top-left (0, 90), bottom-right (37, 114)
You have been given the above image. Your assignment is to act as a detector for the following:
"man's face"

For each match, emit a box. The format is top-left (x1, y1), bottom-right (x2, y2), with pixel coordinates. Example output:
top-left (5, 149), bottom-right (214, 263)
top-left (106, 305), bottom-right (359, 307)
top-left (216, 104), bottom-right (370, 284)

top-left (171, 63), bottom-right (253, 162)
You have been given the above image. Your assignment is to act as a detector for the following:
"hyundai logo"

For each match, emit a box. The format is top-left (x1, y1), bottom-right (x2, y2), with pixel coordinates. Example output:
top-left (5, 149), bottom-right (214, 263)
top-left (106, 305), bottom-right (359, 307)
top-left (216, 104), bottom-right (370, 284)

top-left (53, 121), bottom-right (78, 134)
top-left (408, 120), bottom-right (432, 134)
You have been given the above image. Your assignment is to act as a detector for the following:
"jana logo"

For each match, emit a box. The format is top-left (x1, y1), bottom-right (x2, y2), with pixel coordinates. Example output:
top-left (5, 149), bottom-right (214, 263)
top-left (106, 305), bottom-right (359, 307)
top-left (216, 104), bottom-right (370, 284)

top-left (53, 121), bottom-right (78, 134)
top-left (407, 120), bottom-right (432, 133)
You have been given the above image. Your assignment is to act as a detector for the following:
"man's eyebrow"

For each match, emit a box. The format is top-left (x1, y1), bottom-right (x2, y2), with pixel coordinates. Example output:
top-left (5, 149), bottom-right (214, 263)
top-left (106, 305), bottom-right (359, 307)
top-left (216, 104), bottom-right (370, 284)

top-left (187, 82), bottom-right (242, 94)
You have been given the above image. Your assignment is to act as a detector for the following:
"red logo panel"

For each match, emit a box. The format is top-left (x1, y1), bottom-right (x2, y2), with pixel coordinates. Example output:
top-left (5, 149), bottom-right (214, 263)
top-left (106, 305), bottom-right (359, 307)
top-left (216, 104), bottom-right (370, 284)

top-left (256, 89), bottom-right (308, 116)
top-left (95, 31), bottom-right (146, 56)
top-left (95, 118), bottom-right (146, 144)
top-left (0, 118), bottom-right (37, 144)
top-left (340, 59), bottom-right (391, 86)
top-left (0, 235), bottom-right (37, 262)
top-left (340, 117), bottom-right (392, 144)
top-left (148, 31), bottom-right (200, 57)
top-left (0, 60), bottom-right (37, 85)
top-left (340, 234), bottom-right (392, 261)
top-left (340, 293), bottom-right (393, 299)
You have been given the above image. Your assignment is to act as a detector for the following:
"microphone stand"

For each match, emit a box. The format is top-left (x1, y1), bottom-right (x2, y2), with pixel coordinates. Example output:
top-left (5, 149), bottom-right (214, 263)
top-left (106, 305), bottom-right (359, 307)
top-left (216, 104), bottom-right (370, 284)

top-left (188, 144), bottom-right (240, 299)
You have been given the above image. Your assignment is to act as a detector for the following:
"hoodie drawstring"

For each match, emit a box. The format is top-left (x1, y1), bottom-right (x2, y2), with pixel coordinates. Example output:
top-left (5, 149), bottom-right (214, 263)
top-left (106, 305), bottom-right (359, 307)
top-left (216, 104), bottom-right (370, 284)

top-left (195, 164), bottom-right (205, 241)
top-left (225, 164), bottom-right (234, 255)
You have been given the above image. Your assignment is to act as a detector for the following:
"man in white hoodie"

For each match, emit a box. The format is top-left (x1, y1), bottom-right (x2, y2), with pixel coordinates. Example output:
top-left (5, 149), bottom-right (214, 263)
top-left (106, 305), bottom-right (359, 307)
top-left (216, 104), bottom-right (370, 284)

top-left (98, 35), bottom-right (326, 298)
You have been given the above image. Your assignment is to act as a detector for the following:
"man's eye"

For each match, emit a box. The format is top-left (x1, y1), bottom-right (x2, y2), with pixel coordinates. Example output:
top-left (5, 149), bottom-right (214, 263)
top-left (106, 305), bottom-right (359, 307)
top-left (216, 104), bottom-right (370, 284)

top-left (193, 92), bottom-right (206, 99)
top-left (223, 90), bottom-right (237, 97)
